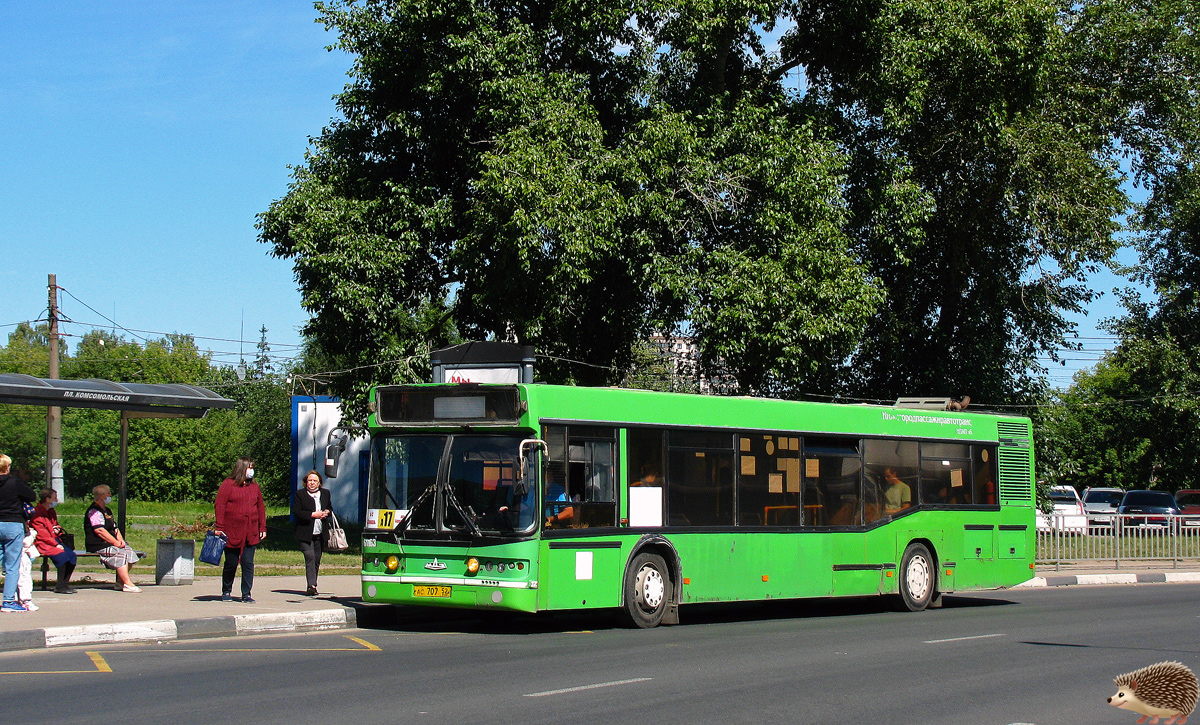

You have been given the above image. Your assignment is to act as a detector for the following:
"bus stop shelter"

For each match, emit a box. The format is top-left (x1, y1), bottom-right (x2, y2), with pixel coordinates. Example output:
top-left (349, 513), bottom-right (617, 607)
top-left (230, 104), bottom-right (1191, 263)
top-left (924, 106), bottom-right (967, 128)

top-left (0, 373), bottom-right (236, 531)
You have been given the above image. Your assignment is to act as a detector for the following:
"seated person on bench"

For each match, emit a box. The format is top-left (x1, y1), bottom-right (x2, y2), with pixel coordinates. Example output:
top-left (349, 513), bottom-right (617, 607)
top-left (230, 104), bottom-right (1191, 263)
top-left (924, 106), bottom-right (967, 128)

top-left (30, 488), bottom-right (77, 594)
top-left (84, 485), bottom-right (141, 593)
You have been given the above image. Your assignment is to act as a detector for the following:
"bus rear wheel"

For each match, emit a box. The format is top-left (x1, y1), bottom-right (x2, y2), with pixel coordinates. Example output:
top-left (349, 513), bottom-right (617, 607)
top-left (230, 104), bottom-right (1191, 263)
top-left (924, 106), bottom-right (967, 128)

top-left (623, 552), bottom-right (670, 628)
top-left (897, 543), bottom-right (935, 612)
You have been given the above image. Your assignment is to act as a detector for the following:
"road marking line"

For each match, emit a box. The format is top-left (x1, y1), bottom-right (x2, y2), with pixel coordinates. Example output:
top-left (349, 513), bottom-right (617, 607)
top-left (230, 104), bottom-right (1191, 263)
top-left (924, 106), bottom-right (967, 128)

top-left (924, 633), bottom-right (1005, 644)
top-left (87, 651), bottom-right (113, 672)
top-left (525, 678), bottom-right (652, 697)
top-left (0, 651), bottom-right (112, 675)
top-left (344, 635), bottom-right (382, 651)
top-left (0, 669), bottom-right (106, 675)
top-left (110, 647), bottom-right (371, 652)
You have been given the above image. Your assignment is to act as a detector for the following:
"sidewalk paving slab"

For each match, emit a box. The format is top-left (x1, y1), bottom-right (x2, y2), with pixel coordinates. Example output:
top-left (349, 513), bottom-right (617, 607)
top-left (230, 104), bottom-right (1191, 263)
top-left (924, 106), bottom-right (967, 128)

top-left (0, 573), bottom-right (390, 653)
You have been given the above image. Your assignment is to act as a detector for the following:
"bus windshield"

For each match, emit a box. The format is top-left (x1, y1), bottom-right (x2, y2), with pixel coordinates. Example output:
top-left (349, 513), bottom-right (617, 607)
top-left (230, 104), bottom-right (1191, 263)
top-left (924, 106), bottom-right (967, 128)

top-left (369, 434), bottom-right (537, 535)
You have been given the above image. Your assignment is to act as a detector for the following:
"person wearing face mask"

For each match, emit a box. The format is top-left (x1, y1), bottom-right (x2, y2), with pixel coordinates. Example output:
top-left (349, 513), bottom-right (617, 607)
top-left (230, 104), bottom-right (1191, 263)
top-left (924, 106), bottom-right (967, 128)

top-left (84, 484), bottom-right (141, 592)
top-left (213, 457), bottom-right (266, 603)
top-left (293, 470), bottom-right (333, 596)
top-left (30, 488), bottom-right (77, 593)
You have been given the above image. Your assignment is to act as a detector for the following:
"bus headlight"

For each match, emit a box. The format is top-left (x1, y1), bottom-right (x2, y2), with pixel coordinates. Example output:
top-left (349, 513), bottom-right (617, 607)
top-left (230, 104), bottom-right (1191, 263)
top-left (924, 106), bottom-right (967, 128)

top-left (465, 557), bottom-right (480, 575)
top-left (385, 555), bottom-right (400, 573)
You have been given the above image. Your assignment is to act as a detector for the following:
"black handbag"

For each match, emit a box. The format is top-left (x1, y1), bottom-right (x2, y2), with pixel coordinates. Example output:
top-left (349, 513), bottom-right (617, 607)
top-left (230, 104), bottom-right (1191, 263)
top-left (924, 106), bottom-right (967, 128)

top-left (199, 531), bottom-right (227, 565)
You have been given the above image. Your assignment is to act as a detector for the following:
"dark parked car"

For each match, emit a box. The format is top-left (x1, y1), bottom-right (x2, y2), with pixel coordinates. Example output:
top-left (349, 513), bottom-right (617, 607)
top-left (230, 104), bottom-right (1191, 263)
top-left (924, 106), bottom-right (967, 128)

top-left (1118, 490), bottom-right (1181, 528)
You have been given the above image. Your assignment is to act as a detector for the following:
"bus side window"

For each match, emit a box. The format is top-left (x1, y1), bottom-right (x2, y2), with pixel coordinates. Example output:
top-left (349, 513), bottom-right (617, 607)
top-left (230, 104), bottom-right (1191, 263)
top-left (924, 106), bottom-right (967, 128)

top-left (542, 426), bottom-right (571, 527)
top-left (863, 439), bottom-right (918, 522)
top-left (803, 436), bottom-right (862, 527)
top-left (545, 426), bottom-right (618, 529)
top-left (738, 434), bottom-right (800, 527)
top-left (627, 429), bottom-right (665, 527)
top-left (667, 431), bottom-right (735, 527)
top-left (974, 445), bottom-right (997, 505)
top-left (920, 442), bottom-right (970, 505)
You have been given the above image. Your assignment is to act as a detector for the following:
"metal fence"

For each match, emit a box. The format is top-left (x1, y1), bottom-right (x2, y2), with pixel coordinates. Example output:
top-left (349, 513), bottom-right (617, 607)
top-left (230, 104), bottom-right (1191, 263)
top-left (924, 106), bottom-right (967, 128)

top-left (1036, 514), bottom-right (1200, 570)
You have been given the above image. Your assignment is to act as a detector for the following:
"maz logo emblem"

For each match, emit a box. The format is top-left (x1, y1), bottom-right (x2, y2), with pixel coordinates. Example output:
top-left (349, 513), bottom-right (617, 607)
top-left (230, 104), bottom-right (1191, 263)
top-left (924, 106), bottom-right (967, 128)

top-left (425, 559), bottom-right (448, 571)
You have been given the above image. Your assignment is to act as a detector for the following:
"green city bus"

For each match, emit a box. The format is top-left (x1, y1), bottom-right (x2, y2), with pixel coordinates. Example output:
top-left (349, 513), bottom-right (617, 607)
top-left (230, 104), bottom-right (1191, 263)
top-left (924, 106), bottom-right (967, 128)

top-left (358, 383), bottom-right (1035, 627)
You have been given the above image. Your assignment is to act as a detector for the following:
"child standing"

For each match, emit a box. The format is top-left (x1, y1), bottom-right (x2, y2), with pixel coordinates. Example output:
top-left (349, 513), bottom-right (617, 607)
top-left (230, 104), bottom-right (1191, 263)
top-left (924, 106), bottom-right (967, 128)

top-left (18, 527), bottom-right (39, 611)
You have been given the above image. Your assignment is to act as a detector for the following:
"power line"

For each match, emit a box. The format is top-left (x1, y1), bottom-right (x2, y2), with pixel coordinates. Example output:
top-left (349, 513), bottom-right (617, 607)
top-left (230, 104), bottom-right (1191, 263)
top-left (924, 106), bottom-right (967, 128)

top-left (57, 317), bottom-right (304, 349)
top-left (57, 286), bottom-right (151, 343)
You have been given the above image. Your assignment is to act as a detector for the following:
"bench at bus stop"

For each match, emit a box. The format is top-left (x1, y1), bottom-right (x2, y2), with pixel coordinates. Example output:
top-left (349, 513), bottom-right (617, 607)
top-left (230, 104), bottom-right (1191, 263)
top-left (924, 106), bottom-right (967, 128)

top-left (38, 549), bottom-right (147, 591)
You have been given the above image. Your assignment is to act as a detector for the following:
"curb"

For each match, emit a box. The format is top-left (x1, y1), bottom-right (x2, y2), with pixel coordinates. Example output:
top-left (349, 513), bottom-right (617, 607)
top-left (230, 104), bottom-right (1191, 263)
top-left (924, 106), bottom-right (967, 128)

top-left (1019, 571), bottom-right (1200, 588)
top-left (0, 605), bottom-right (371, 653)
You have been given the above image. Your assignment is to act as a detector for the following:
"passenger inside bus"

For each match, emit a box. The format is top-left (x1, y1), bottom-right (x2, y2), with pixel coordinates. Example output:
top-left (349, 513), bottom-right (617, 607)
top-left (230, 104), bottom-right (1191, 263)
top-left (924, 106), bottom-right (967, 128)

top-left (882, 467), bottom-right (912, 515)
top-left (632, 463), bottom-right (660, 487)
top-left (544, 473), bottom-right (579, 529)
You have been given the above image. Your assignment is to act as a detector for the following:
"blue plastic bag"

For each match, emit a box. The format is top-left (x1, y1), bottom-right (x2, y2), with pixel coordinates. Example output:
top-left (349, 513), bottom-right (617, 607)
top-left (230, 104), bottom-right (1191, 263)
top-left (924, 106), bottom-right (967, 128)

top-left (199, 531), bottom-right (226, 565)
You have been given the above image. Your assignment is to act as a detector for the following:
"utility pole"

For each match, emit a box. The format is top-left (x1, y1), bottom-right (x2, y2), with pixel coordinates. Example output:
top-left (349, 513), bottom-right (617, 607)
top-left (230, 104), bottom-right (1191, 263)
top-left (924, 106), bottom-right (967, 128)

top-left (47, 273), bottom-right (64, 499)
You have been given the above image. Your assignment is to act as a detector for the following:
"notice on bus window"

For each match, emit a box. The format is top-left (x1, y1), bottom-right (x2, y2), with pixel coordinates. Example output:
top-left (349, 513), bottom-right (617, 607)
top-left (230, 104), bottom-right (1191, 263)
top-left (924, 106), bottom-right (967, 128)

top-left (787, 458), bottom-right (801, 493)
top-left (951, 468), bottom-right (964, 488)
top-left (629, 487), bottom-right (663, 527)
top-left (741, 456), bottom-right (756, 476)
top-left (769, 473), bottom-right (784, 494)
top-left (806, 458), bottom-right (821, 478)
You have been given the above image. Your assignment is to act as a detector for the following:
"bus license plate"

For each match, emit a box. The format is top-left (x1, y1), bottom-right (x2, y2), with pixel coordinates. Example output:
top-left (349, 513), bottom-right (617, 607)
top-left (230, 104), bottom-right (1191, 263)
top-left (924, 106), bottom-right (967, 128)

top-left (413, 585), bottom-right (451, 598)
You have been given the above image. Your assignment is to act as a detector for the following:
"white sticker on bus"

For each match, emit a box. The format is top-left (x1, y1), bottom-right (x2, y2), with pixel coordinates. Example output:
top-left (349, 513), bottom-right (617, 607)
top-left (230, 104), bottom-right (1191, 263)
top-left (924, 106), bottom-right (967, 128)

top-left (576, 551), bottom-right (593, 580)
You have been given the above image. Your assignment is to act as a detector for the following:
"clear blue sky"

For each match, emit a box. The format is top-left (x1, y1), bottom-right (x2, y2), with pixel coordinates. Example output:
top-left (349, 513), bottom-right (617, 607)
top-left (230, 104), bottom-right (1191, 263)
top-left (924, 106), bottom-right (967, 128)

top-left (0, 2), bottom-right (349, 369)
top-left (0, 2), bottom-right (1140, 387)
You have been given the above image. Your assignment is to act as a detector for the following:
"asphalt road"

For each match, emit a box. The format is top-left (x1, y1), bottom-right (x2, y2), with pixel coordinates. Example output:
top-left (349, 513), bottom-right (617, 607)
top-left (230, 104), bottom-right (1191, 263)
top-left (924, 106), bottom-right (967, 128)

top-left (1, 584), bottom-right (1197, 724)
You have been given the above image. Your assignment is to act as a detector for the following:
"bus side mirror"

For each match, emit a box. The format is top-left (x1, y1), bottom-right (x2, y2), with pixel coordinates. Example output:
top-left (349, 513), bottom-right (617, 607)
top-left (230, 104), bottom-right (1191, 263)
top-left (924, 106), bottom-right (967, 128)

top-left (517, 438), bottom-right (547, 495)
top-left (325, 431), bottom-right (348, 479)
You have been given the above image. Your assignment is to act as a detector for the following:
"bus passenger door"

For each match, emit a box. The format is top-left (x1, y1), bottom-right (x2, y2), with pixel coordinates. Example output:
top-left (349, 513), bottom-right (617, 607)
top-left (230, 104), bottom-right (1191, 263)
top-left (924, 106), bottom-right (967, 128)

top-left (542, 542), bottom-right (623, 610)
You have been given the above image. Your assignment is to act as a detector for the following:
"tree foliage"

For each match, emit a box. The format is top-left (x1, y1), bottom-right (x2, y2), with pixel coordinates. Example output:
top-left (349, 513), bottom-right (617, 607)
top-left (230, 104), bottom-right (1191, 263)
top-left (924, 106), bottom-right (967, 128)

top-left (260, 0), bottom-right (879, 419)
top-left (1036, 0), bottom-right (1200, 492)
top-left (261, 0), bottom-right (1199, 415)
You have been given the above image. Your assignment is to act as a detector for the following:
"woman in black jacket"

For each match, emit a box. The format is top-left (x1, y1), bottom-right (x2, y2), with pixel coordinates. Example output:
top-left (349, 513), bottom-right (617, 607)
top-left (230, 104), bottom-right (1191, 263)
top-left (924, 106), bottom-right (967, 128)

top-left (0, 454), bottom-right (37, 612)
top-left (293, 470), bottom-right (332, 596)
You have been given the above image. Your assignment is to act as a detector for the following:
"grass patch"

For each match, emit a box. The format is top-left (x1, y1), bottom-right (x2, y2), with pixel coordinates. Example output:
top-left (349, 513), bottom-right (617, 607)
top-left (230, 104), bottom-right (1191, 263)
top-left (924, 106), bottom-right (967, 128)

top-left (48, 499), bottom-right (364, 579)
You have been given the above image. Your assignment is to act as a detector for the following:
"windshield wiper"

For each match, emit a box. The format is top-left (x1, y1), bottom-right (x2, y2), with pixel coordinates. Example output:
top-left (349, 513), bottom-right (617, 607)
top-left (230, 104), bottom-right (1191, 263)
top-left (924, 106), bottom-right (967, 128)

top-left (396, 481), bottom-right (438, 533)
top-left (444, 482), bottom-right (482, 538)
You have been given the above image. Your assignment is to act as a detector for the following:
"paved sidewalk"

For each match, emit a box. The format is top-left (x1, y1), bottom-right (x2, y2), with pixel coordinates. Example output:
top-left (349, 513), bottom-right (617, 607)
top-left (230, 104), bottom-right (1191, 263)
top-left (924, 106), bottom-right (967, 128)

top-left (1020, 561), bottom-right (1200, 588)
top-left (0, 573), bottom-right (392, 652)
top-left (4, 564), bottom-right (1200, 653)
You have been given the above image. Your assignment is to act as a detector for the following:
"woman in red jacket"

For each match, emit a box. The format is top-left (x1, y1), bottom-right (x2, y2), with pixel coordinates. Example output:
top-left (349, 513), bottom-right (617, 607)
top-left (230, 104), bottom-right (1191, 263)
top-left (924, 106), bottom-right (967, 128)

top-left (30, 488), bottom-right (77, 593)
top-left (213, 457), bottom-right (266, 603)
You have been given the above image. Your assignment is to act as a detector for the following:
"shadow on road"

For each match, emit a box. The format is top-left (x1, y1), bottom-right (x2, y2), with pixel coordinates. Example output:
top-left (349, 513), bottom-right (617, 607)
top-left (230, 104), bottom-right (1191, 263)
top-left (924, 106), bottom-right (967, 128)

top-left (347, 591), bottom-right (1019, 636)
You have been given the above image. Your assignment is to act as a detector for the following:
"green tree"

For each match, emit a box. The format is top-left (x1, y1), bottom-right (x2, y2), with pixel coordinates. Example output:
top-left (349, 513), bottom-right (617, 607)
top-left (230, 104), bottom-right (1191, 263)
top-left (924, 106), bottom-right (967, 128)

top-left (259, 0), bottom-right (876, 417)
top-left (618, 338), bottom-right (701, 393)
top-left (0, 323), bottom-right (63, 476)
top-left (1031, 1), bottom-right (1200, 494)
top-left (789, 0), bottom-right (1158, 402)
top-left (219, 327), bottom-right (294, 503)
top-left (59, 331), bottom-right (248, 500)
top-left (262, 0), bottom-right (1199, 411)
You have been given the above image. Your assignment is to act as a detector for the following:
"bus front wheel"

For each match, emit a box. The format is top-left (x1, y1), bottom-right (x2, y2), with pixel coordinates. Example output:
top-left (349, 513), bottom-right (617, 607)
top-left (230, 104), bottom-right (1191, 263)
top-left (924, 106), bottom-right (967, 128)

top-left (897, 543), bottom-right (935, 612)
top-left (623, 552), bottom-right (671, 628)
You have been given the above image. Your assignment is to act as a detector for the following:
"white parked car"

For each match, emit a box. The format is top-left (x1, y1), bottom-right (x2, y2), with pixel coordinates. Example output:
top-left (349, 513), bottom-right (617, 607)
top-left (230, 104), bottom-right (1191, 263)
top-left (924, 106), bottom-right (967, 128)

top-left (1037, 485), bottom-right (1088, 533)
top-left (1082, 486), bottom-right (1124, 528)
